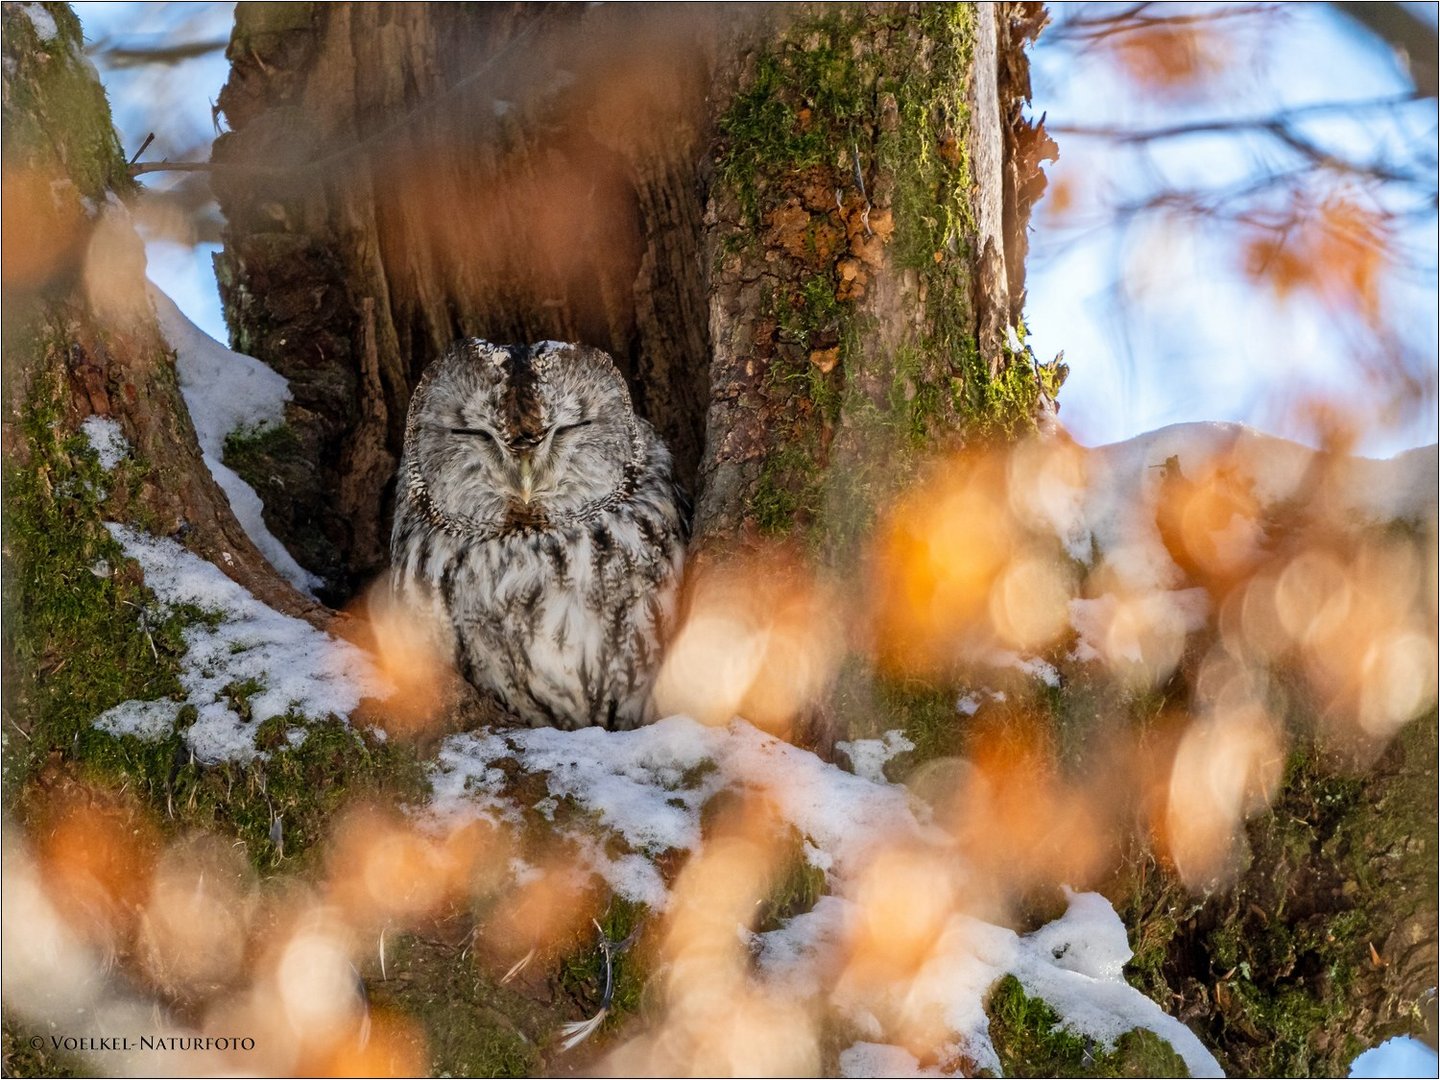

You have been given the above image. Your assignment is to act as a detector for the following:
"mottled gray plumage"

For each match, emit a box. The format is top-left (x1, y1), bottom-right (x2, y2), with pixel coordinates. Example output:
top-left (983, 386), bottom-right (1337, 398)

top-left (390, 339), bottom-right (687, 730)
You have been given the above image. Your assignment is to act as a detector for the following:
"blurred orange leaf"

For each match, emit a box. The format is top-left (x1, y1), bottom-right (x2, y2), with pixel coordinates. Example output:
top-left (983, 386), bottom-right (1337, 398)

top-left (1109, 22), bottom-right (1231, 96)
top-left (1242, 196), bottom-right (1389, 321)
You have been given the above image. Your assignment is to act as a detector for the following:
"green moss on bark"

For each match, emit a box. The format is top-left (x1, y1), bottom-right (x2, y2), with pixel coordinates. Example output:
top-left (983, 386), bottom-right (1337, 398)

top-left (2, 3), bottom-right (133, 198)
top-left (985, 975), bottom-right (1191, 1078)
top-left (2, 356), bottom-right (186, 792)
top-left (1114, 716), bottom-right (1438, 1077)
top-left (713, 4), bottom-right (1053, 554)
top-left (3, 348), bottom-right (426, 873)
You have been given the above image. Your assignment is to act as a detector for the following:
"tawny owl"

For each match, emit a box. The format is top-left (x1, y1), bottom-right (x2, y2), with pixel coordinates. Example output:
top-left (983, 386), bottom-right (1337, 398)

top-left (390, 339), bottom-right (687, 730)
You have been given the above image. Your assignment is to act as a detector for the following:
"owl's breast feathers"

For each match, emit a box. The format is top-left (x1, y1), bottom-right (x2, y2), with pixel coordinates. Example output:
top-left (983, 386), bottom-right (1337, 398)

top-left (392, 406), bottom-right (685, 731)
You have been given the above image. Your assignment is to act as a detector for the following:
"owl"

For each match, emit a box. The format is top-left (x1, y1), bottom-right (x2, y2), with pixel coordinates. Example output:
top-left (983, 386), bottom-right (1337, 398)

top-left (389, 339), bottom-right (688, 730)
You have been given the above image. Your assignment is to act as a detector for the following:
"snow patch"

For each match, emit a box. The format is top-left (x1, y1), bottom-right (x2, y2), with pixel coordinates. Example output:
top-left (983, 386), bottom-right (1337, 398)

top-left (425, 718), bottom-right (1220, 1075)
top-left (17, 2), bottom-right (58, 41)
top-left (1080, 422), bottom-right (1436, 591)
top-left (148, 284), bottom-right (322, 594)
top-left (1010, 890), bottom-right (1222, 1077)
top-left (94, 525), bottom-right (386, 763)
top-left (148, 285), bottom-right (289, 448)
top-left (94, 698), bottom-right (180, 741)
top-left (836, 729), bottom-right (915, 784)
top-left (1024, 887), bottom-right (1131, 981)
top-left (986, 648), bottom-right (1062, 687)
top-left (80, 415), bottom-right (129, 471)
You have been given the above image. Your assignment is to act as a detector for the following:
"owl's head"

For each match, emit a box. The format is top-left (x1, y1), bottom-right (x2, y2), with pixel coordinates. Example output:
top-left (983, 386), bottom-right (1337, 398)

top-left (403, 339), bottom-right (641, 529)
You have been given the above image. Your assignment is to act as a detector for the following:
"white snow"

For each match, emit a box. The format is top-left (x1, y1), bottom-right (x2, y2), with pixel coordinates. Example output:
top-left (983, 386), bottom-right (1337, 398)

top-left (148, 284), bottom-right (322, 594)
top-left (836, 729), bottom-right (915, 784)
top-left (16, 2), bottom-right (58, 41)
top-left (1053, 422), bottom-right (1434, 681)
top-left (92, 524), bottom-right (386, 763)
top-left (425, 717), bottom-right (1223, 1076)
top-left (1009, 889), bottom-right (1222, 1077)
top-left (94, 698), bottom-right (180, 741)
top-left (80, 415), bottom-right (129, 471)
top-left (431, 717), bottom-right (922, 905)
top-left (1076, 422), bottom-right (1436, 589)
top-left (986, 649), bottom-right (1063, 687)
top-left (1023, 888), bottom-right (1131, 981)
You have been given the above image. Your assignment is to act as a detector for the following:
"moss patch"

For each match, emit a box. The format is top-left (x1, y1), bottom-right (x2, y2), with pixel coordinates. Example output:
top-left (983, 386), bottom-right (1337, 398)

top-left (221, 421), bottom-right (302, 487)
top-left (1, 1021), bottom-right (82, 1079)
top-left (365, 931), bottom-right (548, 1078)
top-left (754, 825), bottom-right (828, 933)
top-left (3, 360), bottom-right (187, 794)
top-left (986, 974), bottom-right (1191, 1078)
top-left (1113, 716), bottom-right (1438, 1077)
top-left (2, 3), bottom-right (133, 199)
top-left (3, 351), bottom-right (426, 873)
top-left (559, 893), bottom-right (651, 1036)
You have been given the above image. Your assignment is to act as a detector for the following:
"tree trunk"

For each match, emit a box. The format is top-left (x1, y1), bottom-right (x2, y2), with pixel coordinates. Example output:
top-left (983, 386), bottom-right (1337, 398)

top-left (210, 2), bottom-right (1055, 600)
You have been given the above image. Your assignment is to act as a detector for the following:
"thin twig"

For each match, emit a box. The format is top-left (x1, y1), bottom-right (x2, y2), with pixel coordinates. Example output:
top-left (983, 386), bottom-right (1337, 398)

top-left (129, 161), bottom-right (219, 176)
top-left (127, 131), bottom-right (155, 166)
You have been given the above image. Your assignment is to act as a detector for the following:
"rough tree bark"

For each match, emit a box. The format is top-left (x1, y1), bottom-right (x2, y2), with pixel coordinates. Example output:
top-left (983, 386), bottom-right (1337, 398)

top-left (3, 3), bottom-right (1433, 1078)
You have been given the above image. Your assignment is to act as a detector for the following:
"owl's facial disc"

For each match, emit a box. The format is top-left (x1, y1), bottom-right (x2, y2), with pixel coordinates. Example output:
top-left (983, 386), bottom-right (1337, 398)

top-left (409, 340), bottom-right (637, 528)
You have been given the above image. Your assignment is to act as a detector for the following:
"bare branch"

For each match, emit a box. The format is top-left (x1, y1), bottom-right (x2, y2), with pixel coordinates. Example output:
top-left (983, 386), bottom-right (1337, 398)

top-left (126, 131), bottom-right (155, 167)
top-left (1049, 93), bottom-right (1434, 191)
top-left (88, 36), bottom-right (229, 68)
top-left (1048, 92), bottom-right (1424, 140)
top-left (130, 161), bottom-right (219, 177)
top-left (1332, 1), bottom-right (1439, 97)
top-left (1046, 3), bottom-right (1275, 44)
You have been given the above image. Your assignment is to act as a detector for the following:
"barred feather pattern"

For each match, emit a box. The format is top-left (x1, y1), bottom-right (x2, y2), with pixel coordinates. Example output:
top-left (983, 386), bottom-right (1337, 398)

top-left (390, 339), bottom-right (686, 731)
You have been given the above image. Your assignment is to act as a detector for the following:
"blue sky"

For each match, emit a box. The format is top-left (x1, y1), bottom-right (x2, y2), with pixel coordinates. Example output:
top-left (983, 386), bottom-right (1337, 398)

top-left (1026, 3), bottom-right (1438, 457)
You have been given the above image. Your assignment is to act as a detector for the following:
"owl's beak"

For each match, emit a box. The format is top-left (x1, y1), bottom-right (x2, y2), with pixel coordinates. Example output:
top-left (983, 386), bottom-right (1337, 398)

top-left (517, 456), bottom-right (535, 503)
